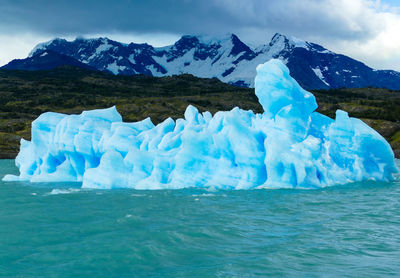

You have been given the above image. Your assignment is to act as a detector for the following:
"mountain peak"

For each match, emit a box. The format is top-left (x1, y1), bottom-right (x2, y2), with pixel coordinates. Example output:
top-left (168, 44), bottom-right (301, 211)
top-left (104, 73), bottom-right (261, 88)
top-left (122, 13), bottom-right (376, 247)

top-left (229, 33), bottom-right (253, 57)
top-left (176, 33), bottom-right (243, 46)
top-left (269, 33), bottom-right (310, 50)
top-left (29, 38), bottom-right (67, 57)
top-left (270, 33), bottom-right (287, 42)
top-left (74, 36), bottom-right (107, 43)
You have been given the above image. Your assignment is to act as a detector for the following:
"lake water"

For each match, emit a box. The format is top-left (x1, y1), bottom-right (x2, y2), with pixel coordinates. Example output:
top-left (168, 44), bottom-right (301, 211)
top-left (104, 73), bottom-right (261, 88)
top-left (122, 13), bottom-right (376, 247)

top-left (1, 159), bottom-right (399, 277)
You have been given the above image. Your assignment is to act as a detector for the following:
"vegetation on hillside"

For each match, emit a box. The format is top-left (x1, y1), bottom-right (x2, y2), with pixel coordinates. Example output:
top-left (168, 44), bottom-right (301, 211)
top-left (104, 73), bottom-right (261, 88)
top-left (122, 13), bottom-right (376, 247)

top-left (0, 66), bottom-right (399, 158)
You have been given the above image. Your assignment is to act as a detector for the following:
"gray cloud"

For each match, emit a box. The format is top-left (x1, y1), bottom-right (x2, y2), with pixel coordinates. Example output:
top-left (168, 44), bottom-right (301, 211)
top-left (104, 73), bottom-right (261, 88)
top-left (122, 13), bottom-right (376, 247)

top-left (0, 0), bottom-right (226, 35)
top-left (0, 0), bottom-right (382, 41)
top-left (0, 0), bottom-right (399, 70)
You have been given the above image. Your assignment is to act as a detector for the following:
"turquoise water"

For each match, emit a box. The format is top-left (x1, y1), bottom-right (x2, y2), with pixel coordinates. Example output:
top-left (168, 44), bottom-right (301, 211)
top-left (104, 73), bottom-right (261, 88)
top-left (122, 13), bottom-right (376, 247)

top-left (1, 159), bottom-right (399, 277)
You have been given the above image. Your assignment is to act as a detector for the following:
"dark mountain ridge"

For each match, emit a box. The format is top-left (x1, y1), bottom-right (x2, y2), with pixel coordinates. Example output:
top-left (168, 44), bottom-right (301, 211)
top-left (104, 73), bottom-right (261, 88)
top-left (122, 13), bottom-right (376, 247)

top-left (2, 50), bottom-right (96, 71)
top-left (3, 33), bottom-right (400, 90)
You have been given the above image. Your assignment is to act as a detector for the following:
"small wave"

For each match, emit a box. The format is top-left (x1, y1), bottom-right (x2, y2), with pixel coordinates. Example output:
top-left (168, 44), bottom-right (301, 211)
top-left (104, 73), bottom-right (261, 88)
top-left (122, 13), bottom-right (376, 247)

top-left (192, 193), bottom-right (215, 197)
top-left (45, 188), bottom-right (82, 195)
top-left (393, 159), bottom-right (400, 182)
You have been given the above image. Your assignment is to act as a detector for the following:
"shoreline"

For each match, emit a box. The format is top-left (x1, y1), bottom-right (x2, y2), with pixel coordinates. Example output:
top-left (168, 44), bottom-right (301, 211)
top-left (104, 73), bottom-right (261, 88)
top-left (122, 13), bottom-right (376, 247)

top-left (0, 153), bottom-right (17, 159)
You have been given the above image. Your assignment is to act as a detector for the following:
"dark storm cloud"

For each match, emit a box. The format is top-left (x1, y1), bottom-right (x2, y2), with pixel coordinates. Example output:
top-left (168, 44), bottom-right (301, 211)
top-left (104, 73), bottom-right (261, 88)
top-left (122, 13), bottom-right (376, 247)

top-left (2, 0), bottom-right (400, 71)
top-left (0, 0), bottom-right (381, 42)
top-left (0, 0), bottom-right (232, 35)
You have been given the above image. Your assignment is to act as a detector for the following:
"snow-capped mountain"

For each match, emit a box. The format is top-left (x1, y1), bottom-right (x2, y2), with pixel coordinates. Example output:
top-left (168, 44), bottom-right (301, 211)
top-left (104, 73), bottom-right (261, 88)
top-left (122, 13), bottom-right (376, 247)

top-left (2, 50), bottom-right (95, 71)
top-left (4, 33), bottom-right (400, 90)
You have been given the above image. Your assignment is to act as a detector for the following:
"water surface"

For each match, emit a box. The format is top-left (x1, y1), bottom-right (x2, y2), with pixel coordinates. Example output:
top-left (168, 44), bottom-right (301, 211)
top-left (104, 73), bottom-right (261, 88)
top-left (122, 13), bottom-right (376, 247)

top-left (1, 159), bottom-right (399, 277)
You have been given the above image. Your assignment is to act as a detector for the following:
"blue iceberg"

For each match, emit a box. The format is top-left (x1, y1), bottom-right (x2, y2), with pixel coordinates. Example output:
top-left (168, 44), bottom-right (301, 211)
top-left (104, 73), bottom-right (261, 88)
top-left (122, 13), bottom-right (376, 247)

top-left (3, 60), bottom-right (398, 189)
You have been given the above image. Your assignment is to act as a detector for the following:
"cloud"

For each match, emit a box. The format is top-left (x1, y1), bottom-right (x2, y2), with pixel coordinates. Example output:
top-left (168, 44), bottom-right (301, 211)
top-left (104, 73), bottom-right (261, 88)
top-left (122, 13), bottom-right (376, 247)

top-left (214, 0), bottom-right (381, 40)
top-left (0, 0), bottom-right (399, 70)
top-left (0, 33), bottom-right (53, 67)
top-left (327, 2), bottom-right (400, 70)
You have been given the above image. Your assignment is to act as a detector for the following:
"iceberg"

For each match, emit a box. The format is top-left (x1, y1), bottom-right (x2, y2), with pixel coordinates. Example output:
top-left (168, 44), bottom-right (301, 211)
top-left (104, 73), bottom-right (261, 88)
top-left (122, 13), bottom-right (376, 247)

top-left (3, 60), bottom-right (398, 189)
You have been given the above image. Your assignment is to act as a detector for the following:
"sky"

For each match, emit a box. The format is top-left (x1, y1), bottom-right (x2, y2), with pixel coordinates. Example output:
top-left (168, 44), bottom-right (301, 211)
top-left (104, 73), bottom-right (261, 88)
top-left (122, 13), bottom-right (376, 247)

top-left (0, 0), bottom-right (399, 70)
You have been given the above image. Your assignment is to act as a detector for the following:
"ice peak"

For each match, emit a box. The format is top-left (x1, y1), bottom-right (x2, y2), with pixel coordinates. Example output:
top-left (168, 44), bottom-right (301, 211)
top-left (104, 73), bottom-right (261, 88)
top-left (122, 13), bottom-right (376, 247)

top-left (255, 59), bottom-right (317, 120)
top-left (269, 33), bottom-right (309, 50)
top-left (288, 36), bottom-right (309, 49)
top-left (28, 38), bottom-right (66, 57)
top-left (270, 33), bottom-right (288, 44)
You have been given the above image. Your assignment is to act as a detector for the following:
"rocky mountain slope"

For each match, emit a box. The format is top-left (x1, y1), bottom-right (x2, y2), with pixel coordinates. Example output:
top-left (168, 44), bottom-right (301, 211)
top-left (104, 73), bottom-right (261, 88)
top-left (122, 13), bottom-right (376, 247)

top-left (3, 33), bottom-right (400, 90)
top-left (2, 50), bottom-right (95, 71)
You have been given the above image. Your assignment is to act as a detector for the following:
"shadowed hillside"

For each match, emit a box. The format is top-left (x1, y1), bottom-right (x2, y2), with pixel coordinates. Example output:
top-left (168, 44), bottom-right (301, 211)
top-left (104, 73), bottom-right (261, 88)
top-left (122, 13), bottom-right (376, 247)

top-left (0, 66), bottom-right (399, 158)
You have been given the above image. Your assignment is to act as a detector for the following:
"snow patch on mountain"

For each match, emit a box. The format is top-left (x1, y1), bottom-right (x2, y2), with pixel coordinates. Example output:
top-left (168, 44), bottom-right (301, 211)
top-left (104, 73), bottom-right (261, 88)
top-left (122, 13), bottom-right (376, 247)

top-left (312, 67), bottom-right (330, 86)
top-left (95, 39), bottom-right (113, 54)
top-left (289, 36), bottom-right (309, 49)
top-left (107, 61), bottom-right (126, 74)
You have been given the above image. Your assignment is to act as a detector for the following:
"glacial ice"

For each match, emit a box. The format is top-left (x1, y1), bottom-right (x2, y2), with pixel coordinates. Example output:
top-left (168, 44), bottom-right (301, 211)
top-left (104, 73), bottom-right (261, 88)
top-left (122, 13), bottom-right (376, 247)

top-left (3, 59), bottom-right (398, 189)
